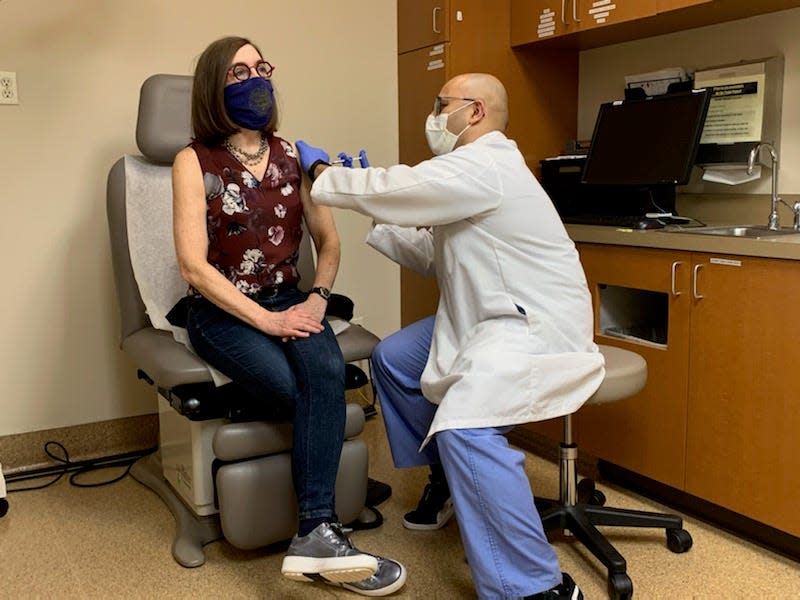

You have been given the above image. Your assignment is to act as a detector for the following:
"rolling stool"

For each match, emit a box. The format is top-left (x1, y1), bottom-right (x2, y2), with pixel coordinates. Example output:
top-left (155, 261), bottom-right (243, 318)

top-left (535, 345), bottom-right (692, 600)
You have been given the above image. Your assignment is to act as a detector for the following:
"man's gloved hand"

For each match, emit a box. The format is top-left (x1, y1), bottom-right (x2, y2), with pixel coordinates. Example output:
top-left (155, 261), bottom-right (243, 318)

top-left (337, 152), bottom-right (354, 168)
top-left (295, 140), bottom-right (330, 181)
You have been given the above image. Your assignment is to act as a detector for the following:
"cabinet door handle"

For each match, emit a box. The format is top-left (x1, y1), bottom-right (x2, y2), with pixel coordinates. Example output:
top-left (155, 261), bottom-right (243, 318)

top-left (573, 0), bottom-right (581, 22)
top-left (561, 0), bottom-right (568, 24)
top-left (671, 261), bottom-right (684, 296)
top-left (692, 264), bottom-right (704, 299)
top-left (432, 6), bottom-right (441, 33)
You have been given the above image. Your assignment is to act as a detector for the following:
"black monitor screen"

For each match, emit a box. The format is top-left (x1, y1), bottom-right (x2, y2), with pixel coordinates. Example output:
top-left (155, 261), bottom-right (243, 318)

top-left (582, 90), bottom-right (711, 186)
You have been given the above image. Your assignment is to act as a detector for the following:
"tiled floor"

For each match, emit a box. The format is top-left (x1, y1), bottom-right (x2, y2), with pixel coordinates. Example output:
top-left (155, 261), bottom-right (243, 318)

top-left (1, 410), bottom-right (798, 598)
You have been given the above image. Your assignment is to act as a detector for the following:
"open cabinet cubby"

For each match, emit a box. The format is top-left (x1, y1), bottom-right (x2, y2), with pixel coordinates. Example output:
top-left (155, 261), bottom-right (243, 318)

top-left (598, 284), bottom-right (668, 348)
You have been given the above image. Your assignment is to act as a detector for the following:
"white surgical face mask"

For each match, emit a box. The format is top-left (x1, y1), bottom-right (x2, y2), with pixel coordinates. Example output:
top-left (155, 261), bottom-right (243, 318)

top-left (425, 101), bottom-right (475, 156)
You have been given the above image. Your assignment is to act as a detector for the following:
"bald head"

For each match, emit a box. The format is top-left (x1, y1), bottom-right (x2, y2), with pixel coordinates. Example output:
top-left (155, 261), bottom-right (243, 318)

top-left (441, 73), bottom-right (509, 137)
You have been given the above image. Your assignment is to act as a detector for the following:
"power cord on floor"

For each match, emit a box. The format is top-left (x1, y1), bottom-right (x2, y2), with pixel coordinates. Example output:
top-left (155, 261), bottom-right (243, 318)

top-left (5, 441), bottom-right (157, 493)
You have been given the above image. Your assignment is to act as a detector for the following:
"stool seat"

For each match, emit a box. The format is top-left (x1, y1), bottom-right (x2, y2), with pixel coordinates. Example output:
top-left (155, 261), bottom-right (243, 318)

top-left (590, 345), bottom-right (647, 405)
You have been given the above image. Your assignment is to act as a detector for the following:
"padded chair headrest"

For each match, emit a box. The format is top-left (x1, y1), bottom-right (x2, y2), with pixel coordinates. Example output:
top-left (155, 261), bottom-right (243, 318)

top-left (136, 74), bottom-right (193, 164)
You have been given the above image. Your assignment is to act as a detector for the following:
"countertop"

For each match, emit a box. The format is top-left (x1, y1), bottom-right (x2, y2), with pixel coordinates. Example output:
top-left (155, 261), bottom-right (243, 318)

top-left (565, 223), bottom-right (800, 261)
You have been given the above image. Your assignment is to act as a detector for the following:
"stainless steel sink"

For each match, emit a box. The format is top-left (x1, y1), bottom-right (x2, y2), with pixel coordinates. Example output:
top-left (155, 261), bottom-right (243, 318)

top-left (672, 225), bottom-right (800, 238)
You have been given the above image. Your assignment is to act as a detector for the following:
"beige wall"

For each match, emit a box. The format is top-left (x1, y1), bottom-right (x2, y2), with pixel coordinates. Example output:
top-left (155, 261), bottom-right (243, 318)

top-left (578, 8), bottom-right (800, 206)
top-left (0, 0), bottom-right (400, 436)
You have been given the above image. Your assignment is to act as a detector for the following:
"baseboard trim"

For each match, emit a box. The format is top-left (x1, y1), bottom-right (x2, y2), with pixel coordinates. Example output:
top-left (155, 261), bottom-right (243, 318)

top-left (597, 460), bottom-right (800, 562)
top-left (0, 414), bottom-right (158, 475)
top-left (509, 427), bottom-right (800, 562)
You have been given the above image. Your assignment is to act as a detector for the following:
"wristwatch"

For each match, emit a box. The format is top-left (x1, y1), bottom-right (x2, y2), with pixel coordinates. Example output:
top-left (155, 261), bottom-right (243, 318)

top-left (310, 286), bottom-right (331, 301)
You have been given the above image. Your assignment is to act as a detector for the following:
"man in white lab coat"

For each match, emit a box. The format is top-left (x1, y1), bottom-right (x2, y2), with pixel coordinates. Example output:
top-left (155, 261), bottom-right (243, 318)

top-left (296, 73), bottom-right (605, 600)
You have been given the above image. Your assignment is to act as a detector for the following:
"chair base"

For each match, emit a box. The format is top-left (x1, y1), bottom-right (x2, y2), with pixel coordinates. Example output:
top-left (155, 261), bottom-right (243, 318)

top-left (536, 475), bottom-right (692, 600)
top-left (131, 452), bottom-right (223, 568)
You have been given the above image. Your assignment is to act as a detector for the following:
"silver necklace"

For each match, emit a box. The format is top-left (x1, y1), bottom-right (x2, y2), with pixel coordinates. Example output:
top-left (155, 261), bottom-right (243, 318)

top-left (224, 134), bottom-right (269, 167)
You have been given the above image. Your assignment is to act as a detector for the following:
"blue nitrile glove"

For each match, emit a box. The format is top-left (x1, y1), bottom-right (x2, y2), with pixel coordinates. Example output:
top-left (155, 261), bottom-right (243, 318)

top-left (295, 140), bottom-right (330, 181)
top-left (358, 150), bottom-right (369, 168)
top-left (337, 152), bottom-right (354, 168)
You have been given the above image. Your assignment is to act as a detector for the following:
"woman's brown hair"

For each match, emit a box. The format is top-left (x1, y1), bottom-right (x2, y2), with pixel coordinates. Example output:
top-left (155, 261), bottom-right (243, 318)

top-left (191, 36), bottom-right (279, 146)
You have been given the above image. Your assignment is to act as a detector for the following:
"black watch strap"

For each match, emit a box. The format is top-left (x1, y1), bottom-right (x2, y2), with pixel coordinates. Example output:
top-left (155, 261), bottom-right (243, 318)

top-left (310, 286), bottom-right (331, 300)
top-left (307, 159), bottom-right (329, 182)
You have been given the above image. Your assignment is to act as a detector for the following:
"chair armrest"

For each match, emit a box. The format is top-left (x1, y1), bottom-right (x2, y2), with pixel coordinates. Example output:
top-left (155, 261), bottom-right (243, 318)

top-left (334, 321), bottom-right (381, 363)
top-left (122, 328), bottom-right (213, 389)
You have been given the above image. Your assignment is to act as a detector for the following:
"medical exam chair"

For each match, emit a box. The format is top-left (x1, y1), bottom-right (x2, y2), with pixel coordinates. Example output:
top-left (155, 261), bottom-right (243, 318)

top-left (107, 74), bottom-right (381, 567)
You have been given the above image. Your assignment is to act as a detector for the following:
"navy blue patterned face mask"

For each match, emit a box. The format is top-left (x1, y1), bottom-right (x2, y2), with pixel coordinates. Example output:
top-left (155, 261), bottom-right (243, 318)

top-left (224, 77), bottom-right (274, 130)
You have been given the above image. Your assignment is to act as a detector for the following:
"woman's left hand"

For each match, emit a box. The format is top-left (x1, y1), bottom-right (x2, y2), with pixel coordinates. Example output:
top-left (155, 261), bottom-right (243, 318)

top-left (301, 293), bottom-right (328, 322)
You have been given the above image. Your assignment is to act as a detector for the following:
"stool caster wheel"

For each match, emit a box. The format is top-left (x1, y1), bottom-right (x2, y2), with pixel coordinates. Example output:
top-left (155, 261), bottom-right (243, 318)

top-left (589, 488), bottom-right (606, 506)
top-left (667, 528), bottom-right (693, 553)
top-left (608, 572), bottom-right (633, 600)
top-left (577, 478), bottom-right (605, 505)
top-left (0, 498), bottom-right (8, 518)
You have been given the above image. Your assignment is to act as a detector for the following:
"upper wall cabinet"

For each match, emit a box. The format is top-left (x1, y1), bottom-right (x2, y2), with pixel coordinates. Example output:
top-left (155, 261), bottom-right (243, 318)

top-left (510, 0), bottom-right (656, 45)
top-left (511, 0), bottom-right (800, 49)
top-left (656, 0), bottom-right (712, 12)
top-left (398, 0), bottom-right (449, 54)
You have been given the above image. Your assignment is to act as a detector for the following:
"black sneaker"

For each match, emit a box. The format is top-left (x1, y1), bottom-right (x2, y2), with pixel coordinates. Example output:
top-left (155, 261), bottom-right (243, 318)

top-left (524, 573), bottom-right (583, 600)
top-left (402, 480), bottom-right (454, 530)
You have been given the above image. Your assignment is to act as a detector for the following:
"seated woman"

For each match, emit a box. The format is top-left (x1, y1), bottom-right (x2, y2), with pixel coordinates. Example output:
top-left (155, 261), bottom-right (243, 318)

top-left (171, 36), bottom-right (404, 597)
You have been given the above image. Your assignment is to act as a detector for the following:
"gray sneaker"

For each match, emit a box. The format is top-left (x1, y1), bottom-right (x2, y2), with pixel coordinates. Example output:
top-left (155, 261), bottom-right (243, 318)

top-left (327, 556), bottom-right (407, 597)
top-left (281, 522), bottom-right (379, 583)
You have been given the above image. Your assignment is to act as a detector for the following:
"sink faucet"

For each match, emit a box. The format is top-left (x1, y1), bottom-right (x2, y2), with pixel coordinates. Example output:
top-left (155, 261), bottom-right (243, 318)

top-left (747, 142), bottom-right (800, 231)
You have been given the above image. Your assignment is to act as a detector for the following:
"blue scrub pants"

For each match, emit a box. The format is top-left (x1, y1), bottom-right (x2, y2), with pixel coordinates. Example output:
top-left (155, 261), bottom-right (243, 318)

top-left (371, 316), bottom-right (562, 599)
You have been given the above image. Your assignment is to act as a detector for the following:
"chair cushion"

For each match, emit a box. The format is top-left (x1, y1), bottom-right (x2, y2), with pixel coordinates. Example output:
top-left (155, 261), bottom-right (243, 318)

top-left (213, 402), bottom-right (366, 461)
top-left (125, 321), bottom-right (380, 390)
top-left (587, 345), bottom-right (647, 405)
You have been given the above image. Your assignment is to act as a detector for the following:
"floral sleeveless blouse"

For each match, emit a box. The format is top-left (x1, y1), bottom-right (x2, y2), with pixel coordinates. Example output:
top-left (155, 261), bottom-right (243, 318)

top-left (190, 135), bottom-right (303, 296)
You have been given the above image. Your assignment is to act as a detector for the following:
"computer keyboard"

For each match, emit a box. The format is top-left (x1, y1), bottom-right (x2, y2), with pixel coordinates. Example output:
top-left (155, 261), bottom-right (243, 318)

top-left (562, 214), bottom-right (666, 229)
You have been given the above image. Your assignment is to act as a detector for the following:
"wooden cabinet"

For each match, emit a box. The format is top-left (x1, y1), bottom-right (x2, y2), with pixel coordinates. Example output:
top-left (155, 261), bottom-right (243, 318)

top-left (656, 0), bottom-right (712, 12)
top-left (577, 243), bottom-right (800, 537)
top-left (397, 1), bottom-right (450, 326)
top-left (511, 0), bottom-right (656, 45)
top-left (398, 0), bottom-right (449, 54)
top-left (574, 0), bottom-right (657, 33)
top-left (576, 244), bottom-right (691, 489)
top-left (685, 253), bottom-right (800, 537)
top-left (397, 0), bottom-right (578, 326)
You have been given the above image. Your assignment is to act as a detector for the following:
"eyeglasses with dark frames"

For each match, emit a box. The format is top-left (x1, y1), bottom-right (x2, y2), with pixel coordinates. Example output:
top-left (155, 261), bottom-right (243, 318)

top-left (227, 60), bottom-right (275, 82)
top-left (433, 95), bottom-right (476, 116)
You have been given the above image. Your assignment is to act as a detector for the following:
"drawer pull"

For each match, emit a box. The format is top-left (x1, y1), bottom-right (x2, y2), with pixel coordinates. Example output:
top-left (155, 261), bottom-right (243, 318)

top-left (432, 6), bottom-right (441, 33)
top-left (671, 261), bottom-right (684, 296)
top-left (693, 264), bottom-right (704, 299)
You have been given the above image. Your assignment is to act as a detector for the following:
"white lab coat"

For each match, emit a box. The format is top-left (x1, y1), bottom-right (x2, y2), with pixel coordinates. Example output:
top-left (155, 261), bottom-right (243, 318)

top-left (312, 131), bottom-right (605, 445)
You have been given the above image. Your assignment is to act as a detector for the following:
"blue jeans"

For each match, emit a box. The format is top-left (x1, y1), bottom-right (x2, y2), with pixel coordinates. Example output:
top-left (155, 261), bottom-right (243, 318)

top-left (186, 287), bottom-right (345, 521)
top-left (373, 316), bottom-right (561, 599)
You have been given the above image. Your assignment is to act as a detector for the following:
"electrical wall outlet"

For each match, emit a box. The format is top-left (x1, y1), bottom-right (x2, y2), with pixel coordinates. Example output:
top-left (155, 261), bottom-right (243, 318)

top-left (0, 71), bottom-right (19, 105)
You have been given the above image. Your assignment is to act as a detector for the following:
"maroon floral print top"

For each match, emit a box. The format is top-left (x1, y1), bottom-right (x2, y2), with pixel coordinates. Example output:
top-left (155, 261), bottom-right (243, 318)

top-left (190, 135), bottom-right (303, 296)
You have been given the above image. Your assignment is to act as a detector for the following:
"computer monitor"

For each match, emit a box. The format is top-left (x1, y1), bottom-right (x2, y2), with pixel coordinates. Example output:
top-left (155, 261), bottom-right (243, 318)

top-left (581, 89), bottom-right (711, 214)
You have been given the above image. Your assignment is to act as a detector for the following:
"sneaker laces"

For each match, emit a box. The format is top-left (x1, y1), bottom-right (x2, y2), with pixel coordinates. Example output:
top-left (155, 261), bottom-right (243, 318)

top-left (327, 522), bottom-right (356, 549)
